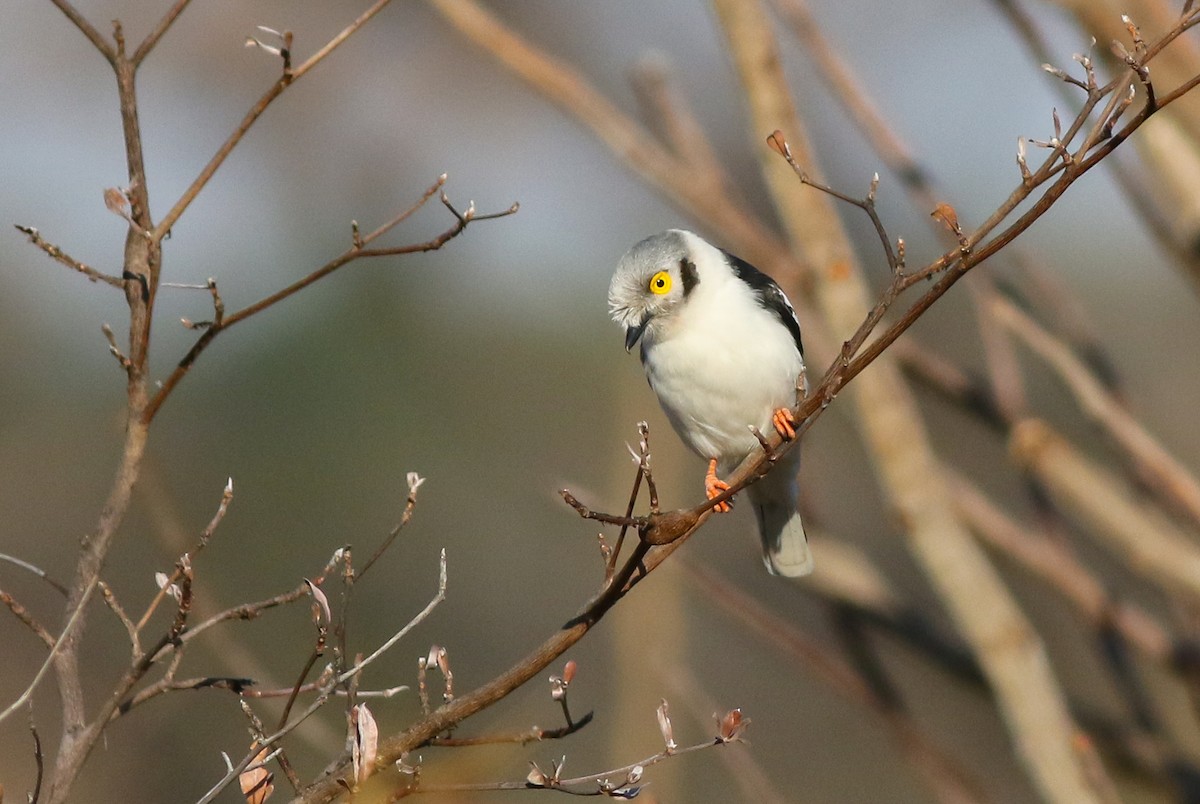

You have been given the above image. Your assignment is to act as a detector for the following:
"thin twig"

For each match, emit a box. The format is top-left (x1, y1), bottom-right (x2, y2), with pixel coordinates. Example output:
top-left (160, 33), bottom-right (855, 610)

top-left (97, 581), bottom-right (140, 658)
top-left (428, 713), bottom-right (595, 747)
top-left (0, 553), bottom-right (68, 596)
top-left (1, 588), bottom-right (56, 648)
top-left (338, 549), bottom-right (447, 686)
top-left (136, 478), bottom-right (233, 633)
top-left (199, 552), bottom-right (447, 803)
top-left (132, 0), bottom-right (193, 66)
top-left (143, 188), bottom-right (516, 423)
top-left (47, 0), bottom-right (116, 63)
top-left (360, 473), bottom-right (425, 580)
top-left (30, 707), bottom-right (45, 804)
top-left (152, 0), bottom-right (401, 242)
top-left (407, 736), bottom-right (734, 798)
top-left (0, 564), bottom-right (103, 725)
top-left (14, 226), bottom-right (124, 288)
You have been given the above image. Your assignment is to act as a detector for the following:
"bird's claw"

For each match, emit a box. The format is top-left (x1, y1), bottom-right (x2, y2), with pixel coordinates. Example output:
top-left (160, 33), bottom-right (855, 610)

top-left (772, 408), bottom-right (797, 441)
top-left (705, 458), bottom-right (733, 513)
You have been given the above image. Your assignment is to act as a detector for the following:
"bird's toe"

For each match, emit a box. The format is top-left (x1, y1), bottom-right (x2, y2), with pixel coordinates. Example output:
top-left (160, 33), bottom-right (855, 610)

top-left (705, 458), bottom-right (733, 513)
top-left (772, 408), bottom-right (797, 441)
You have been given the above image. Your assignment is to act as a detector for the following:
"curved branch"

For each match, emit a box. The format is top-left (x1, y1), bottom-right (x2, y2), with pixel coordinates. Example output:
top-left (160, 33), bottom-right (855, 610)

top-left (142, 190), bottom-right (517, 423)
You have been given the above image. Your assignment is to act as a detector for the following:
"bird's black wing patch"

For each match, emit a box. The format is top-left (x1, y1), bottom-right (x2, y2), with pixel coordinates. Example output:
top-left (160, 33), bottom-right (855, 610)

top-left (722, 249), bottom-right (804, 356)
top-left (679, 258), bottom-right (700, 296)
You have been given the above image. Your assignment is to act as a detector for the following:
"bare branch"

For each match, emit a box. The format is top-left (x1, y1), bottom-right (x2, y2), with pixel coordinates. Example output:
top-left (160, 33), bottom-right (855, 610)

top-left (143, 185), bottom-right (515, 424)
top-left (132, 0), bottom-right (193, 65)
top-left (411, 732), bottom-right (734, 798)
top-left (338, 549), bottom-right (447, 685)
top-left (359, 472), bottom-right (426, 580)
top-left (97, 581), bottom-right (139, 658)
top-left (0, 553), bottom-right (68, 596)
top-left (153, 0), bottom-right (401, 241)
top-left (14, 226), bottom-right (124, 288)
top-left (30, 707), bottom-right (45, 804)
top-left (199, 551), bottom-right (447, 802)
top-left (0, 588), bottom-right (55, 648)
top-left (100, 324), bottom-right (131, 371)
top-left (135, 478), bottom-right (233, 633)
top-left (48, 0), bottom-right (115, 62)
top-left (0, 563), bottom-right (102, 726)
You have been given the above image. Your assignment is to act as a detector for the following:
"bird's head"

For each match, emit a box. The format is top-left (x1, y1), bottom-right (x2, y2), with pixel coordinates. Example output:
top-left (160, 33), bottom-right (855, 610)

top-left (608, 229), bottom-right (702, 352)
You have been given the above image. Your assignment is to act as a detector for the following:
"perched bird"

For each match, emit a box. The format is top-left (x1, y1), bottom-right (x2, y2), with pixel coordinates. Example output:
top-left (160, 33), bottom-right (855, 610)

top-left (608, 229), bottom-right (814, 577)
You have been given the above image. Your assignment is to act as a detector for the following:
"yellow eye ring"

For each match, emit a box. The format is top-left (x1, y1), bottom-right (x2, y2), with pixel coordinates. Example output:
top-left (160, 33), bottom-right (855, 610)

top-left (649, 270), bottom-right (672, 295)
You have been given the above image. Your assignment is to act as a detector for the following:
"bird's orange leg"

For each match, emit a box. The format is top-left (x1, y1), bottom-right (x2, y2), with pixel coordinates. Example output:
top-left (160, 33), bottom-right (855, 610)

top-left (705, 458), bottom-right (733, 513)
top-left (772, 408), bottom-right (797, 441)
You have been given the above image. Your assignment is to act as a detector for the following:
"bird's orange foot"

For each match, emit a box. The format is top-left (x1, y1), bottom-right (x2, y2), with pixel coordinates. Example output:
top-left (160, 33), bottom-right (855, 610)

top-left (772, 408), bottom-right (797, 441)
top-left (705, 458), bottom-right (733, 513)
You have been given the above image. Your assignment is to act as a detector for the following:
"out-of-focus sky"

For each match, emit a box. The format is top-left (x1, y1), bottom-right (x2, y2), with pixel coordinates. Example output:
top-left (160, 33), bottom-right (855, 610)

top-left (4, 1), bottom-right (1200, 801)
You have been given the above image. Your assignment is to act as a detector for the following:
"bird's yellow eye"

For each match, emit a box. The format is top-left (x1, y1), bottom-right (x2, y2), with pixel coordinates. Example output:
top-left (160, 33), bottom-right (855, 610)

top-left (649, 270), bottom-right (672, 295)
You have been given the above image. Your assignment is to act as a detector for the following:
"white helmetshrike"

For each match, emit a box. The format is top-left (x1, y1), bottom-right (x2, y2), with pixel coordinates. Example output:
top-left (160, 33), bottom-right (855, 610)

top-left (608, 229), bottom-right (813, 577)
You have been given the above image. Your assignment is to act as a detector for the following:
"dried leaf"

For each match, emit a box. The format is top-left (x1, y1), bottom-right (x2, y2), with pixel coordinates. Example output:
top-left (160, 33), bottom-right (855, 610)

top-left (103, 187), bottom-right (128, 216)
top-left (526, 761), bottom-right (548, 788)
top-left (717, 708), bottom-right (750, 742)
top-left (766, 129), bottom-right (789, 158)
top-left (931, 202), bottom-right (961, 235)
top-left (351, 704), bottom-right (379, 786)
top-left (303, 579), bottom-right (330, 625)
top-left (239, 746), bottom-right (275, 804)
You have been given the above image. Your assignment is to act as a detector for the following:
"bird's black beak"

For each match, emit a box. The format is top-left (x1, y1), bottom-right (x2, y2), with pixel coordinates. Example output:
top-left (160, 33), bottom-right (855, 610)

top-left (624, 316), bottom-right (651, 352)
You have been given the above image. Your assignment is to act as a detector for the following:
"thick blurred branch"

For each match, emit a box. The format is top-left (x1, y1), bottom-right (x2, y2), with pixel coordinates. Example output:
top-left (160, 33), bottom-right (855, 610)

top-left (1011, 418), bottom-right (1200, 601)
top-left (713, 0), bottom-right (1103, 799)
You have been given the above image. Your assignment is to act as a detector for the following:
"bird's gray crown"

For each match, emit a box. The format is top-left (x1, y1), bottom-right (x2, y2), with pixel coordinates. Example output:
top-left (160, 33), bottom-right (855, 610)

top-left (607, 229), bottom-right (691, 329)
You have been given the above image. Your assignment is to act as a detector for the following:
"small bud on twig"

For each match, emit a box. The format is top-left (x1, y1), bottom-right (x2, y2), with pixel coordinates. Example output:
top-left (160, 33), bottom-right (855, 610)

top-left (154, 571), bottom-right (182, 603)
top-left (766, 129), bottom-right (790, 159)
top-left (1016, 137), bottom-right (1031, 183)
top-left (656, 699), bottom-right (677, 752)
top-left (716, 708), bottom-right (749, 743)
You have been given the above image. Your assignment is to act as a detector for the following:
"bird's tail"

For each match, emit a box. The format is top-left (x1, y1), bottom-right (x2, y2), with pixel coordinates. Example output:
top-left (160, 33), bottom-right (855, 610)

top-left (747, 473), bottom-right (814, 578)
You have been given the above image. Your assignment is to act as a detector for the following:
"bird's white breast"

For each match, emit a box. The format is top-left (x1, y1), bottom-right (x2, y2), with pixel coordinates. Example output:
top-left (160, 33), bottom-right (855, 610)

top-left (641, 269), bottom-right (804, 471)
